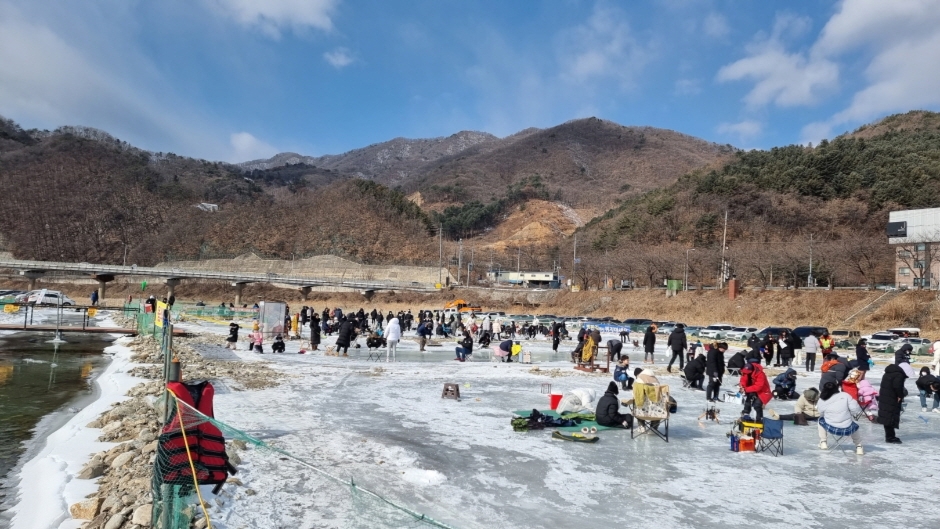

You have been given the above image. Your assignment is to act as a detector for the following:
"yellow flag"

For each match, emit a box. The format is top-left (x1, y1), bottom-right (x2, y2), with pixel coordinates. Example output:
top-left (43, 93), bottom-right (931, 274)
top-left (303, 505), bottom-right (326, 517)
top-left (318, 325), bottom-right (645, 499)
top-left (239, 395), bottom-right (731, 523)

top-left (155, 301), bottom-right (168, 327)
top-left (3, 304), bottom-right (19, 313)
top-left (87, 308), bottom-right (97, 318)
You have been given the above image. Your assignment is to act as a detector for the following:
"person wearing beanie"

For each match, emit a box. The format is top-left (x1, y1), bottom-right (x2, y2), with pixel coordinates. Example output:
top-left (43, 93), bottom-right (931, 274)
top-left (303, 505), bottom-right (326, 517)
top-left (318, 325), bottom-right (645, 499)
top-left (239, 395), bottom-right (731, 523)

top-left (666, 324), bottom-right (688, 372)
top-left (595, 381), bottom-right (634, 429)
top-left (855, 338), bottom-right (871, 379)
top-left (779, 388), bottom-right (821, 425)
top-left (739, 361), bottom-right (771, 422)
top-left (895, 344), bottom-right (916, 378)
top-left (915, 366), bottom-right (940, 413)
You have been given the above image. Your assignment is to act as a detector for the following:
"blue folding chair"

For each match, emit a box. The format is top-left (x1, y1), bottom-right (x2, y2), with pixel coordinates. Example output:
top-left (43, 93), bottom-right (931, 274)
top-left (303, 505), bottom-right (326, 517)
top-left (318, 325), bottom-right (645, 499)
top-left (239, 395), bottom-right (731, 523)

top-left (757, 418), bottom-right (784, 456)
top-left (820, 418), bottom-right (859, 452)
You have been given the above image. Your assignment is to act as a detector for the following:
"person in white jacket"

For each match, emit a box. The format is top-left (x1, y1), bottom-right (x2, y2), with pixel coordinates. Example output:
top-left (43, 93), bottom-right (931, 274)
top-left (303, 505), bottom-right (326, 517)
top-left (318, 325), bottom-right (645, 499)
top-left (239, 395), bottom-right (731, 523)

top-left (802, 332), bottom-right (821, 372)
top-left (385, 317), bottom-right (402, 362)
top-left (932, 340), bottom-right (940, 372)
top-left (816, 381), bottom-right (864, 455)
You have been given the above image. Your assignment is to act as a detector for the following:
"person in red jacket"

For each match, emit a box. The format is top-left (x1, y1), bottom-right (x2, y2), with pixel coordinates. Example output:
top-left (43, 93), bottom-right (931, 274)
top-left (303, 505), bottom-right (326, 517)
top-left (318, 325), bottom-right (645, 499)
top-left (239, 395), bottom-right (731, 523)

top-left (740, 362), bottom-right (772, 422)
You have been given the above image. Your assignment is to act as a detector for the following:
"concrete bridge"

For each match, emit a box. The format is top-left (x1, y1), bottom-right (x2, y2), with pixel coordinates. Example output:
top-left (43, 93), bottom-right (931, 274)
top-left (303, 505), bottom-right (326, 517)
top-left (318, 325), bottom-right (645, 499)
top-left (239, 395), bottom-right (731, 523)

top-left (0, 259), bottom-right (442, 303)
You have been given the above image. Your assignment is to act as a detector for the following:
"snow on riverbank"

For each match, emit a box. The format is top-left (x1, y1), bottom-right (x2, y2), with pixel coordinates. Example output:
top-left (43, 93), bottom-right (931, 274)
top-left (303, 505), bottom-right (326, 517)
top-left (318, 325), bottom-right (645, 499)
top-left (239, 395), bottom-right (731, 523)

top-left (8, 332), bottom-right (142, 529)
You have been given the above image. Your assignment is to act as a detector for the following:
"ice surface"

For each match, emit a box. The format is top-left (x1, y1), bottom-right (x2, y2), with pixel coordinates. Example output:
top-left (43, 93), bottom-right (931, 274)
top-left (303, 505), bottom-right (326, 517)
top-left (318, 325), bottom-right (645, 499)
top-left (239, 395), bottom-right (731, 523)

top-left (200, 329), bottom-right (940, 529)
top-left (12, 313), bottom-right (940, 529)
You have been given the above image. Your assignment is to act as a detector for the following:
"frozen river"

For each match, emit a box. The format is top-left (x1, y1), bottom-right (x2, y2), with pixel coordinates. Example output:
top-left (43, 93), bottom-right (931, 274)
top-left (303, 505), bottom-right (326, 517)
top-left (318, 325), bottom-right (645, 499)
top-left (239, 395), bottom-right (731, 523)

top-left (184, 327), bottom-right (940, 529)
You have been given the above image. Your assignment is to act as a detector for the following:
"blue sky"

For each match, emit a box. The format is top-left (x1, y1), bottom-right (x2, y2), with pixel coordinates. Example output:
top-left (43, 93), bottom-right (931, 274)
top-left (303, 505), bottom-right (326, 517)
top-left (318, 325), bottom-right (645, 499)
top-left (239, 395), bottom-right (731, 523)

top-left (2, 0), bottom-right (939, 162)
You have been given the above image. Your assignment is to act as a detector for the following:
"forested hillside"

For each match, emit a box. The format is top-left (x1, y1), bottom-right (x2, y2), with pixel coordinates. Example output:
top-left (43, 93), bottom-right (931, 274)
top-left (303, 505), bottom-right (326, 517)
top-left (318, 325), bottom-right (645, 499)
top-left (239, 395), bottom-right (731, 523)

top-left (572, 111), bottom-right (940, 289)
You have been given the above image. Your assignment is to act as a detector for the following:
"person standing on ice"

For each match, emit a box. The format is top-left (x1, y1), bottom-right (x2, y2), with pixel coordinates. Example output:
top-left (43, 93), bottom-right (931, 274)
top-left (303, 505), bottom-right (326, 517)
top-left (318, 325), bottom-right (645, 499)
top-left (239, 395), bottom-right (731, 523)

top-left (879, 362), bottom-right (908, 444)
top-left (335, 316), bottom-right (355, 357)
top-left (226, 321), bottom-right (240, 350)
top-left (643, 326), bottom-right (656, 364)
top-left (385, 317), bottom-right (401, 362)
top-left (666, 324), bottom-right (687, 372)
top-left (705, 342), bottom-right (727, 402)
top-left (309, 313), bottom-right (321, 351)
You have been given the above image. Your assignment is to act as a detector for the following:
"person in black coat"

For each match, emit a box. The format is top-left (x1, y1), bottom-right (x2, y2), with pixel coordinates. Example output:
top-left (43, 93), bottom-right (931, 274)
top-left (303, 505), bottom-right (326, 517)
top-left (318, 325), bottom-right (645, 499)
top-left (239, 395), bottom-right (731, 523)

top-left (855, 339), bottom-right (871, 379)
top-left (309, 314), bottom-right (321, 350)
top-left (761, 336), bottom-right (775, 366)
top-left (726, 351), bottom-right (746, 372)
top-left (683, 353), bottom-right (706, 389)
top-left (666, 325), bottom-right (688, 372)
top-left (916, 366), bottom-right (940, 411)
top-left (705, 342), bottom-right (727, 402)
top-left (595, 382), bottom-right (633, 428)
top-left (643, 326), bottom-right (656, 364)
top-left (878, 363), bottom-right (908, 443)
top-left (551, 321), bottom-right (563, 352)
top-left (335, 317), bottom-right (356, 356)
top-left (455, 330), bottom-right (474, 361)
top-left (607, 339), bottom-right (623, 361)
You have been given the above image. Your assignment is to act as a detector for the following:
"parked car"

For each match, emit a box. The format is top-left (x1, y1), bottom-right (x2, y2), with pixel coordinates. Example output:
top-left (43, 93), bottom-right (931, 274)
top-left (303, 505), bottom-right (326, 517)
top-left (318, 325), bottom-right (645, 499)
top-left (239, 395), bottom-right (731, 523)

top-left (865, 332), bottom-right (902, 351)
top-left (831, 329), bottom-right (861, 341)
top-left (792, 326), bottom-right (830, 342)
top-left (699, 323), bottom-right (735, 340)
top-left (621, 318), bottom-right (653, 331)
top-left (684, 325), bottom-right (704, 338)
top-left (658, 322), bottom-right (688, 335)
top-left (15, 290), bottom-right (38, 302)
top-left (755, 327), bottom-right (793, 342)
top-left (27, 291), bottom-right (75, 305)
top-left (887, 327), bottom-right (921, 338)
top-left (726, 326), bottom-right (759, 341)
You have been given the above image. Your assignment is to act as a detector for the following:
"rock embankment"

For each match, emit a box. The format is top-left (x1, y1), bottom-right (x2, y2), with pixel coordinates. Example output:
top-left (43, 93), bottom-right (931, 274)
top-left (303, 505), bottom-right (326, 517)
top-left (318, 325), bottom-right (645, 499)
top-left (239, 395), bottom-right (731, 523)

top-left (68, 334), bottom-right (284, 528)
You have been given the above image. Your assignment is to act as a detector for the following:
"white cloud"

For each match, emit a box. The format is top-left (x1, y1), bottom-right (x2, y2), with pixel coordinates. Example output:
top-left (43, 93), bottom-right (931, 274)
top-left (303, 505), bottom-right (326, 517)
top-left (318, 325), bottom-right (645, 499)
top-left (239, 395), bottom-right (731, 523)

top-left (323, 47), bottom-right (354, 68)
top-left (556, 3), bottom-right (651, 90)
top-left (674, 78), bottom-right (701, 96)
top-left (230, 132), bottom-right (278, 161)
top-left (723, 1), bottom-right (940, 143)
top-left (717, 13), bottom-right (838, 108)
top-left (716, 120), bottom-right (763, 143)
top-left (702, 12), bottom-right (730, 39)
top-left (206, 0), bottom-right (337, 38)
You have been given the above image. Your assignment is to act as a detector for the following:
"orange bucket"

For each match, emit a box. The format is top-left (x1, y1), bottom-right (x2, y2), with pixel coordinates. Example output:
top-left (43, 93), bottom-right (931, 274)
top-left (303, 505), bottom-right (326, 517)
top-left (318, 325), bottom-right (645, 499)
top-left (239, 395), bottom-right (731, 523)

top-left (549, 394), bottom-right (563, 410)
top-left (739, 437), bottom-right (755, 452)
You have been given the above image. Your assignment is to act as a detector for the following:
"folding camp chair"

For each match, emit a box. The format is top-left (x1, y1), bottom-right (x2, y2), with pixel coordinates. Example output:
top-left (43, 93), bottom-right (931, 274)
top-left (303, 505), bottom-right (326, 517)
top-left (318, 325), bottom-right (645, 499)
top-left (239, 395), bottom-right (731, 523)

top-left (819, 418), bottom-right (858, 453)
top-left (680, 374), bottom-right (691, 388)
top-left (365, 345), bottom-right (383, 362)
top-left (757, 418), bottom-right (784, 456)
top-left (624, 383), bottom-right (671, 442)
top-left (853, 396), bottom-right (877, 422)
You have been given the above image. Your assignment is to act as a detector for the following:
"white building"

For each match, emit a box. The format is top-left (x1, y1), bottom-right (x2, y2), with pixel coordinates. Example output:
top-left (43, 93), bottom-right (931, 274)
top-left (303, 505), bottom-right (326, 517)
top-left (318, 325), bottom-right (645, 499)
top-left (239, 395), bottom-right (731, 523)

top-left (486, 270), bottom-right (559, 288)
top-left (888, 207), bottom-right (940, 289)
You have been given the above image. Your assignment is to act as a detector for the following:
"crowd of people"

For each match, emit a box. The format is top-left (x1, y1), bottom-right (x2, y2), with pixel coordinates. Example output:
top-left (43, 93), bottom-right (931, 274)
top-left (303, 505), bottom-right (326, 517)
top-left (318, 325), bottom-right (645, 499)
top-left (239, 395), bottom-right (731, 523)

top-left (221, 304), bottom-right (940, 450)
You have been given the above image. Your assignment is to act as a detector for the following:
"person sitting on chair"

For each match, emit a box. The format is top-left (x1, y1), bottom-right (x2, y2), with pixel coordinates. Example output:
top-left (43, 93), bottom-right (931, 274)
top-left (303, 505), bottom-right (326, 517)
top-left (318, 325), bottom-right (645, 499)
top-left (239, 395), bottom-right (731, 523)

top-left (455, 330), bottom-right (474, 362)
top-left (613, 356), bottom-right (633, 391)
top-left (772, 368), bottom-right (799, 400)
top-left (271, 335), bottom-right (286, 354)
top-left (366, 331), bottom-right (386, 350)
top-left (816, 381), bottom-right (864, 455)
top-left (739, 362), bottom-right (771, 422)
top-left (683, 353), bottom-right (706, 390)
top-left (726, 350), bottom-right (746, 374)
top-left (596, 382), bottom-right (634, 429)
top-left (779, 387), bottom-right (822, 425)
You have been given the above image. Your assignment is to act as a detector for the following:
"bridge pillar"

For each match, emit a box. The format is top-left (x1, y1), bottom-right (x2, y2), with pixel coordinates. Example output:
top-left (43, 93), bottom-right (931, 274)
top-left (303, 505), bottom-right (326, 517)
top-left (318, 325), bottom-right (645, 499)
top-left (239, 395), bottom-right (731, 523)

top-left (361, 289), bottom-right (375, 302)
top-left (165, 278), bottom-right (182, 299)
top-left (93, 275), bottom-right (115, 304)
top-left (20, 271), bottom-right (44, 290)
top-left (299, 286), bottom-right (311, 301)
top-left (232, 282), bottom-right (248, 305)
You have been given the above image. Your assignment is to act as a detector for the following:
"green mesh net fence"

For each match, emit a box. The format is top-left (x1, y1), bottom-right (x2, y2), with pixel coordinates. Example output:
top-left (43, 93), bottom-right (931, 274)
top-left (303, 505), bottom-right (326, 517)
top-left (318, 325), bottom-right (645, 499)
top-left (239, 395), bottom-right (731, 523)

top-left (152, 391), bottom-right (456, 529)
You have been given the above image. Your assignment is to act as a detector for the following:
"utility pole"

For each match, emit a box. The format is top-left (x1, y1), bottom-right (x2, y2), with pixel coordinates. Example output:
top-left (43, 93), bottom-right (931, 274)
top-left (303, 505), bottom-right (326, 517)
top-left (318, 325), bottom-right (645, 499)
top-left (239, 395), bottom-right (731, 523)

top-left (685, 248), bottom-right (696, 291)
top-left (438, 223), bottom-right (443, 286)
top-left (457, 239), bottom-right (462, 285)
top-left (719, 210), bottom-right (728, 288)
top-left (517, 247), bottom-right (521, 272)
top-left (573, 235), bottom-right (578, 288)
top-left (467, 247), bottom-right (473, 284)
top-left (808, 234), bottom-right (814, 288)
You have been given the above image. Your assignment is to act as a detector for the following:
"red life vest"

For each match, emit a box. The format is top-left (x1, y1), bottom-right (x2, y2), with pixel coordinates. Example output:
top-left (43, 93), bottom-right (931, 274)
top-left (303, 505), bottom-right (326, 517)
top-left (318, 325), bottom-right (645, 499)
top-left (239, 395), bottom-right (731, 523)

top-left (158, 381), bottom-right (230, 485)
